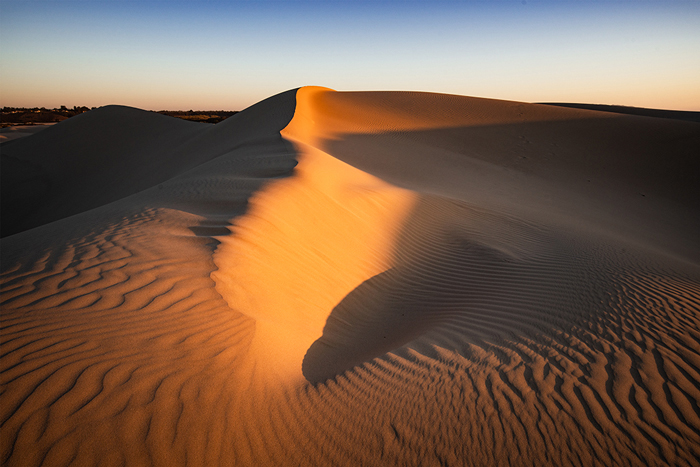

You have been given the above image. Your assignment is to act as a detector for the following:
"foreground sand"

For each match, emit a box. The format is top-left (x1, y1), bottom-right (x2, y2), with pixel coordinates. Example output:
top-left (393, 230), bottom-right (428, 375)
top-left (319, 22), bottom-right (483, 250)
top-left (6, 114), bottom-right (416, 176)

top-left (1, 87), bottom-right (699, 466)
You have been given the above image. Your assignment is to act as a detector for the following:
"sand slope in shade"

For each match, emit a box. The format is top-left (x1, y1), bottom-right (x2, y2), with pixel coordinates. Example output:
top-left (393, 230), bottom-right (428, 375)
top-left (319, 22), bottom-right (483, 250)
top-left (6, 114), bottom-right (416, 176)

top-left (2, 87), bottom-right (700, 466)
top-left (0, 91), bottom-right (296, 238)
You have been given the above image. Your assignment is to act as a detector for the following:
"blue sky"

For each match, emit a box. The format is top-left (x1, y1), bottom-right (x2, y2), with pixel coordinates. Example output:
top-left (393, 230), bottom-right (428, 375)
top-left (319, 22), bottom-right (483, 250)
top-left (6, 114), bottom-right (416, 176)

top-left (1, 1), bottom-right (699, 110)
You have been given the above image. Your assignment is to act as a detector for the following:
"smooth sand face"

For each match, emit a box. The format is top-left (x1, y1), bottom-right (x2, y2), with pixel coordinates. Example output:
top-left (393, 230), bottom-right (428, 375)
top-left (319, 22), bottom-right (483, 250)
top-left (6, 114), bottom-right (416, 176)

top-left (0, 124), bottom-right (55, 142)
top-left (1, 87), bottom-right (699, 466)
top-left (212, 142), bottom-right (416, 382)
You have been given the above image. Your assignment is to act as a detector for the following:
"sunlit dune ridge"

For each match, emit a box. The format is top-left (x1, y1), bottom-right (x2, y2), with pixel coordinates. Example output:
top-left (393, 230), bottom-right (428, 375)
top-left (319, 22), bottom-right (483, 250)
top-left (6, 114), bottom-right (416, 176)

top-left (1, 86), bottom-right (700, 466)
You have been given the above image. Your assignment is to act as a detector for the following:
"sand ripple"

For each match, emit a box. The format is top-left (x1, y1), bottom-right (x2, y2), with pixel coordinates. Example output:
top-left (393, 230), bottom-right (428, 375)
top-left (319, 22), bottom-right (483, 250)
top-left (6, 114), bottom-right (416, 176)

top-left (2, 87), bottom-right (699, 466)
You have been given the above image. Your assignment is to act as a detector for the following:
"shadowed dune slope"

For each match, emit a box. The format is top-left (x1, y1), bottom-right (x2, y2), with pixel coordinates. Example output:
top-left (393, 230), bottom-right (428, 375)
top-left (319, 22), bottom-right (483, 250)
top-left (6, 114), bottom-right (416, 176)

top-left (2, 86), bottom-right (700, 467)
top-left (297, 88), bottom-right (700, 261)
top-left (0, 125), bottom-right (54, 143)
top-left (0, 106), bottom-right (207, 237)
top-left (540, 103), bottom-right (700, 123)
top-left (1, 91), bottom-right (297, 238)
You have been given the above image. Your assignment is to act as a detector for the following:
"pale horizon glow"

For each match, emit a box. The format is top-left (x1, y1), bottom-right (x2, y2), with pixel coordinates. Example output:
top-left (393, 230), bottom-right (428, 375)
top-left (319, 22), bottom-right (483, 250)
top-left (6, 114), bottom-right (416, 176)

top-left (1, 1), bottom-right (699, 111)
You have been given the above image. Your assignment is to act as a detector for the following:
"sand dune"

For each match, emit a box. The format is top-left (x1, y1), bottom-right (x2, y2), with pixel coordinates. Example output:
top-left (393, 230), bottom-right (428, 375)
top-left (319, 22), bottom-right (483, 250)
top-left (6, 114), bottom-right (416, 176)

top-left (1, 87), bottom-right (699, 466)
top-left (0, 125), bottom-right (55, 143)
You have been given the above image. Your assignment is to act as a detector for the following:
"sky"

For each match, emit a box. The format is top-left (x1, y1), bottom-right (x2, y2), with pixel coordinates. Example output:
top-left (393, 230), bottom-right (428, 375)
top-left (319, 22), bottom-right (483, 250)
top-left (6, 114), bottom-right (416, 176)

top-left (1, 0), bottom-right (699, 111)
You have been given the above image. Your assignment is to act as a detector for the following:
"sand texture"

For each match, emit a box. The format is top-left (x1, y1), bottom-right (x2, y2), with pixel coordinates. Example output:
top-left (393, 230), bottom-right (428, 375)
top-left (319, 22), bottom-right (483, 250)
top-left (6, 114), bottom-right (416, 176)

top-left (0, 125), bottom-right (56, 144)
top-left (2, 87), bottom-right (700, 466)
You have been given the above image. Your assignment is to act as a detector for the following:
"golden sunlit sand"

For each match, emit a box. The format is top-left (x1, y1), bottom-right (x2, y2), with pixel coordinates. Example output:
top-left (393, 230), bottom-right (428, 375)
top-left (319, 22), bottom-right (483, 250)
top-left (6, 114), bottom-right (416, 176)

top-left (2, 87), bottom-right (700, 466)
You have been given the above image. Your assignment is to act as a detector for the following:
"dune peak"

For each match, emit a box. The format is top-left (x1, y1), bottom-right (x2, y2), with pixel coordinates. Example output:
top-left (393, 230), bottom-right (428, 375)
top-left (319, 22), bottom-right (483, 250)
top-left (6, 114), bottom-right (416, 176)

top-left (1, 87), bottom-right (699, 467)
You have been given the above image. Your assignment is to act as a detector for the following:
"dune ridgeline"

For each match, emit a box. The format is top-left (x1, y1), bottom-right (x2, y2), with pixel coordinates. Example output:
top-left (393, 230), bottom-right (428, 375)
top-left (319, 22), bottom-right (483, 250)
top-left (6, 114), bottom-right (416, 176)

top-left (1, 87), bottom-right (700, 466)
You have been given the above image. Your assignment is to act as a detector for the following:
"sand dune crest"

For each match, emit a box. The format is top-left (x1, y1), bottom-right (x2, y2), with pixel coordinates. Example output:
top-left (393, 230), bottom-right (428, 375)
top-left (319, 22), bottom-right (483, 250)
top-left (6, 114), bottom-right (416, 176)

top-left (1, 87), bottom-right (699, 466)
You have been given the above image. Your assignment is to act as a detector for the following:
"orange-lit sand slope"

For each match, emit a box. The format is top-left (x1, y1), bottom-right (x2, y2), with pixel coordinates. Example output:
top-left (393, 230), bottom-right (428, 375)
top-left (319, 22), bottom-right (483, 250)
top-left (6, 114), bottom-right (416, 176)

top-left (2, 87), bottom-right (700, 466)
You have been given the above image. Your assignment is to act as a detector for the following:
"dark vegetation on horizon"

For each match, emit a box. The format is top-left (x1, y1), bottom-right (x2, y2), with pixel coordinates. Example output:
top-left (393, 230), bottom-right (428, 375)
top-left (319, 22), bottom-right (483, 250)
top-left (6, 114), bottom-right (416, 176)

top-left (1, 106), bottom-right (239, 127)
top-left (540, 103), bottom-right (700, 123)
top-left (154, 110), bottom-right (239, 123)
top-left (1, 106), bottom-right (92, 127)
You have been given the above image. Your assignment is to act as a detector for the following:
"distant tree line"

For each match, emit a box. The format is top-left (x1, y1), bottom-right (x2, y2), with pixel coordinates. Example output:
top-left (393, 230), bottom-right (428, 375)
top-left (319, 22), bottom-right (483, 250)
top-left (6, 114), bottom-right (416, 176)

top-left (1, 106), bottom-right (239, 126)
top-left (1, 106), bottom-right (93, 126)
top-left (156, 110), bottom-right (238, 123)
top-left (2, 106), bottom-right (93, 112)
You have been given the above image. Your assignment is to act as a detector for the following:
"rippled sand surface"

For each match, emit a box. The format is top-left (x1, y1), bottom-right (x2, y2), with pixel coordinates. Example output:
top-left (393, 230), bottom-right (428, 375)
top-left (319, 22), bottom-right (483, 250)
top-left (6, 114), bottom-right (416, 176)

top-left (2, 87), bottom-right (699, 466)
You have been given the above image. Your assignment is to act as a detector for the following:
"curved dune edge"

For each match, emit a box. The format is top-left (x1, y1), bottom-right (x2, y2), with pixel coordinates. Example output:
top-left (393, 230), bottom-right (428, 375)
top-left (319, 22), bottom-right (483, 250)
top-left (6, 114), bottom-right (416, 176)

top-left (210, 86), bottom-right (700, 465)
top-left (1, 86), bottom-right (699, 466)
top-left (211, 88), bottom-right (417, 381)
